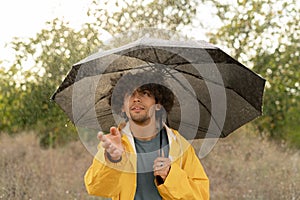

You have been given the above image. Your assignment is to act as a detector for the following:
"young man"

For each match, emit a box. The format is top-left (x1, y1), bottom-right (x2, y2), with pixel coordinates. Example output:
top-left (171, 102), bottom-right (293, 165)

top-left (84, 71), bottom-right (209, 199)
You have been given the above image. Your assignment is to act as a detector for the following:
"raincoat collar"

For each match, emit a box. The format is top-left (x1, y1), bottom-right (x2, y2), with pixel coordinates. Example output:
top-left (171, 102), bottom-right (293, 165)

top-left (121, 122), bottom-right (183, 165)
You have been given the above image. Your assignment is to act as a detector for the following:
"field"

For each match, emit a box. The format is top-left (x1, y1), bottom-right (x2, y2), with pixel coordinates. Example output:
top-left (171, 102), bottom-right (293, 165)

top-left (0, 128), bottom-right (299, 200)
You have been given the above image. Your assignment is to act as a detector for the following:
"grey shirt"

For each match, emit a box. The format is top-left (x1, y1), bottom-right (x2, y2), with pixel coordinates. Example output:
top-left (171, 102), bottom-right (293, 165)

top-left (134, 128), bottom-right (169, 200)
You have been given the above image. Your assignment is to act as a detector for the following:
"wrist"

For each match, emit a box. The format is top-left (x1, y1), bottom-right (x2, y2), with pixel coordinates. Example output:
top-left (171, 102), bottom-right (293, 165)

top-left (106, 151), bottom-right (122, 163)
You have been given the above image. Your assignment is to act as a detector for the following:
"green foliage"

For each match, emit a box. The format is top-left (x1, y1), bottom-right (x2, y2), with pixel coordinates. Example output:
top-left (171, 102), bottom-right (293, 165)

top-left (28, 19), bottom-right (103, 146)
top-left (1, 18), bottom-right (102, 146)
top-left (284, 102), bottom-right (300, 148)
top-left (0, 0), bottom-right (198, 147)
top-left (87, 0), bottom-right (198, 34)
top-left (206, 0), bottom-right (300, 145)
top-left (0, 67), bottom-right (21, 132)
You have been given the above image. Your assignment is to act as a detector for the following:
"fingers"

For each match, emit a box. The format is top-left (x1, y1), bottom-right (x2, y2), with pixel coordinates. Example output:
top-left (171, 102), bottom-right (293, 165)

top-left (97, 131), bottom-right (103, 140)
top-left (99, 134), bottom-right (122, 158)
top-left (153, 157), bottom-right (171, 182)
top-left (97, 126), bottom-right (119, 141)
top-left (110, 126), bottom-right (119, 136)
top-left (154, 171), bottom-right (168, 180)
top-left (106, 143), bottom-right (119, 156)
top-left (97, 132), bottom-right (112, 149)
top-left (97, 132), bottom-right (109, 145)
top-left (153, 162), bottom-right (171, 181)
top-left (97, 129), bottom-right (123, 160)
top-left (97, 126), bottom-right (119, 145)
top-left (153, 158), bottom-right (171, 170)
top-left (154, 150), bottom-right (170, 171)
top-left (101, 138), bottom-right (111, 150)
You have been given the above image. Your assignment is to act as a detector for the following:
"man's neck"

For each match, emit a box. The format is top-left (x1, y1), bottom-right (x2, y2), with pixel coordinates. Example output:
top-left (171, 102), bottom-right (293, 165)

top-left (129, 119), bottom-right (159, 141)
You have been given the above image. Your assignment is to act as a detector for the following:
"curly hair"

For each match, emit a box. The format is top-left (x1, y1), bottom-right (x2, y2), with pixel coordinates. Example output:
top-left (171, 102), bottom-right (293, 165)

top-left (109, 71), bottom-right (174, 115)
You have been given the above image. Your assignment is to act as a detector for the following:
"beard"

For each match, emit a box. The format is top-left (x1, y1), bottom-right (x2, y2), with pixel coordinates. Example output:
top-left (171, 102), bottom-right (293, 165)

top-left (129, 112), bottom-right (151, 125)
top-left (128, 106), bottom-right (156, 125)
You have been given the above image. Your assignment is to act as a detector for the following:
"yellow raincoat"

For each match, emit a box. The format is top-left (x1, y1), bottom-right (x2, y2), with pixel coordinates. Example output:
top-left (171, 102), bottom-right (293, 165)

top-left (84, 124), bottom-right (209, 200)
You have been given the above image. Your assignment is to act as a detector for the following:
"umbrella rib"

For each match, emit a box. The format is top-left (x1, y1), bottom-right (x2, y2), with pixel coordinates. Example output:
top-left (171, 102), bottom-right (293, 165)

top-left (74, 94), bottom-right (110, 124)
top-left (153, 48), bottom-right (162, 63)
top-left (154, 48), bottom-right (178, 64)
top-left (163, 67), bottom-right (225, 136)
top-left (137, 62), bottom-right (225, 136)
top-left (152, 46), bottom-right (193, 65)
top-left (174, 68), bottom-right (225, 87)
top-left (100, 64), bottom-right (152, 75)
top-left (104, 59), bottom-right (225, 136)
top-left (177, 68), bottom-right (263, 112)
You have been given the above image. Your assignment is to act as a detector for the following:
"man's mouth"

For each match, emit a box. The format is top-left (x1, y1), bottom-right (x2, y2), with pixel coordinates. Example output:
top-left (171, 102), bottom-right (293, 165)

top-left (130, 105), bottom-right (145, 111)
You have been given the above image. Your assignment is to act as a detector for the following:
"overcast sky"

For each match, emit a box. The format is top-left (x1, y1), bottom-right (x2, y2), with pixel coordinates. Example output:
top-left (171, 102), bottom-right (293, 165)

top-left (0, 0), bottom-right (214, 68)
top-left (0, 0), bottom-right (93, 65)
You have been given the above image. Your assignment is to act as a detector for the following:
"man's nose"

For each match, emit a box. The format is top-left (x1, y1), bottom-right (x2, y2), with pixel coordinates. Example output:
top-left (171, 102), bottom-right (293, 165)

top-left (132, 92), bottom-right (142, 102)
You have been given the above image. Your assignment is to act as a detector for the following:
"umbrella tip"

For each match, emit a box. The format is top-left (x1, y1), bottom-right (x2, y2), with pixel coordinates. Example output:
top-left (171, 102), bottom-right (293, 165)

top-left (49, 93), bottom-right (56, 102)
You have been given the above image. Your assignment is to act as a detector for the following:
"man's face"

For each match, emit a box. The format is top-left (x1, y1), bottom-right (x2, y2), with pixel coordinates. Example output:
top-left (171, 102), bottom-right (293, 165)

top-left (123, 88), bottom-right (158, 126)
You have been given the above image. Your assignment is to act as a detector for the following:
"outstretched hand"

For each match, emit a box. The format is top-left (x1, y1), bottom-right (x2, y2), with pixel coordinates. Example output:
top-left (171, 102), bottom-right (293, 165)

top-left (98, 127), bottom-right (124, 161)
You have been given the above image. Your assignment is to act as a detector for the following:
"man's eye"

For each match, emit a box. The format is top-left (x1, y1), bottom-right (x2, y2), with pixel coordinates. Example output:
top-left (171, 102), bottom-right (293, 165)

top-left (143, 91), bottom-right (151, 96)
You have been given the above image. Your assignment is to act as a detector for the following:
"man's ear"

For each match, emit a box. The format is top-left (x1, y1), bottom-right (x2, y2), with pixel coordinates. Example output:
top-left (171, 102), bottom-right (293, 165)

top-left (121, 106), bottom-right (128, 120)
top-left (155, 104), bottom-right (162, 111)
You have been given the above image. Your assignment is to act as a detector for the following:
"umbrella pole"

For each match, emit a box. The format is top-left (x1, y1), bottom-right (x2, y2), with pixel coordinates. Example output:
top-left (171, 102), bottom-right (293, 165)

top-left (155, 114), bottom-right (164, 184)
top-left (159, 114), bottom-right (163, 156)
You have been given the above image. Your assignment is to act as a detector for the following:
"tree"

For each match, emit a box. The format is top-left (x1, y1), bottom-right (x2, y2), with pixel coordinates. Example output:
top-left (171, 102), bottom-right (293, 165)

top-left (206, 0), bottom-right (300, 144)
top-left (2, 18), bottom-right (98, 146)
top-left (87, 0), bottom-right (198, 34)
top-left (1, 0), bottom-right (199, 147)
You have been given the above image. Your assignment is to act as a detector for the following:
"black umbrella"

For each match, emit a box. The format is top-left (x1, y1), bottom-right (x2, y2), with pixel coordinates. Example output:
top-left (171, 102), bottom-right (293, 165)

top-left (51, 37), bottom-right (265, 140)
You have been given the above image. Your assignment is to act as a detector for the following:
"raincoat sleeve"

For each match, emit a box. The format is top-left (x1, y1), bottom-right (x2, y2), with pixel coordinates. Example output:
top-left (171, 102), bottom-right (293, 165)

top-left (84, 143), bottom-right (129, 197)
top-left (156, 140), bottom-right (209, 200)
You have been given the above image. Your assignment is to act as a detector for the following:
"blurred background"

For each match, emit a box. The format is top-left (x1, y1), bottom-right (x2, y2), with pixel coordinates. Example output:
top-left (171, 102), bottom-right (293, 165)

top-left (0, 0), bottom-right (299, 199)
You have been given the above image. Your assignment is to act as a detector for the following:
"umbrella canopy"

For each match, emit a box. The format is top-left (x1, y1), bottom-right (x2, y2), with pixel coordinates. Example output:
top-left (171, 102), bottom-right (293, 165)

top-left (51, 37), bottom-right (265, 140)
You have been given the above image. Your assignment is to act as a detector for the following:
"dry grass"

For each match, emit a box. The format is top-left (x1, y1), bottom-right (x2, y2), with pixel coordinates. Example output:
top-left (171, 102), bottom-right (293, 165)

top-left (0, 129), bottom-right (299, 200)
top-left (199, 128), bottom-right (300, 200)
top-left (0, 132), bottom-right (100, 200)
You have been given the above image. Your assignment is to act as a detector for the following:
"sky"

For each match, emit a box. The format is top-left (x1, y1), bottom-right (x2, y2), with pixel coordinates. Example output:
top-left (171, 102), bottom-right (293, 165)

top-left (0, 0), bottom-right (93, 66)
top-left (0, 0), bottom-right (213, 68)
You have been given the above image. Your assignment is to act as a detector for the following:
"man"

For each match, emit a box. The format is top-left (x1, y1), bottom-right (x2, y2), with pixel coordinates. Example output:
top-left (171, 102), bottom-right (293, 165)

top-left (84, 71), bottom-right (209, 199)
